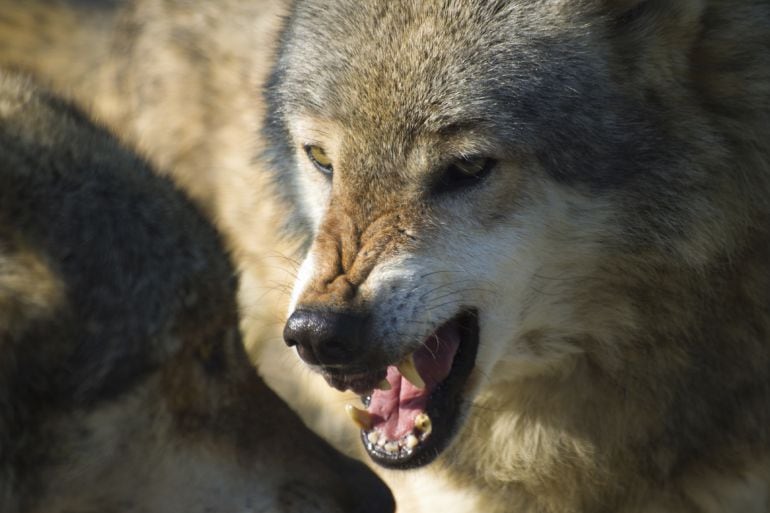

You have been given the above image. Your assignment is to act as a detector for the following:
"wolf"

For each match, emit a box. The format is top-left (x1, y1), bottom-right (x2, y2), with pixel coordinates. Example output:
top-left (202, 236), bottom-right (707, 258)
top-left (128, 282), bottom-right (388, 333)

top-left (0, 69), bottom-right (394, 513)
top-left (0, 0), bottom-right (361, 458)
top-left (265, 1), bottom-right (770, 512)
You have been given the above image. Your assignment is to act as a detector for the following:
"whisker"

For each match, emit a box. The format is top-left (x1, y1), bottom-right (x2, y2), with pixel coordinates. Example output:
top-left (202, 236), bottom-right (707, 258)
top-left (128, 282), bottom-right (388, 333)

top-left (417, 279), bottom-right (481, 301)
top-left (423, 299), bottom-right (471, 312)
top-left (426, 287), bottom-right (495, 304)
top-left (417, 269), bottom-right (466, 280)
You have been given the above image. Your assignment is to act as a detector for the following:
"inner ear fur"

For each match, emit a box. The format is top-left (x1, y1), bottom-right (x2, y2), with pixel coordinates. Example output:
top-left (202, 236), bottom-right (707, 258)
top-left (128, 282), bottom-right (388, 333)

top-left (599, 0), bottom-right (705, 19)
top-left (597, 0), bottom-right (709, 90)
top-left (603, 0), bottom-right (707, 35)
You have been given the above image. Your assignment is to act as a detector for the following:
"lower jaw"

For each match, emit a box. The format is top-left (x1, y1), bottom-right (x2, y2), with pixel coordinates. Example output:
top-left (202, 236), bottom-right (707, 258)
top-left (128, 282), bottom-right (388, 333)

top-left (361, 398), bottom-right (441, 467)
top-left (362, 403), bottom-right (452, 469)
top-left (362, 310), bottom-right (480, 469)
top-left (361, 423), bottom-right (430, 464)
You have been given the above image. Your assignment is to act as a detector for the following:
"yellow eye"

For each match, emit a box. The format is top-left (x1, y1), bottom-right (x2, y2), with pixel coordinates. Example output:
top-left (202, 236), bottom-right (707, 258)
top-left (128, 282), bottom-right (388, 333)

top-left (305, 145), bottom-right (333, 175)
top-left (453, 157), bottom-right (494, 177)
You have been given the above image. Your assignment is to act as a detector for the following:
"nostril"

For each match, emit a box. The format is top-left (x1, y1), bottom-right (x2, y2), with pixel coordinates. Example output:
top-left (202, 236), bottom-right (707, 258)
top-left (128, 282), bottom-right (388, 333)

top-left (283, 309), bottom-right (321, 365)
top-left (282, 309), bottom-right (313, 348)
top-left (282, 309), bottom-right (366, 366)
top-left (295, 344), bottom-right (320, 366)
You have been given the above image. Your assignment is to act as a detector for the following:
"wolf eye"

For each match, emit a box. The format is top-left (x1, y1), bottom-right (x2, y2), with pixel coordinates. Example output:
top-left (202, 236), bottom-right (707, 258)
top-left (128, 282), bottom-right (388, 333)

top-left (433, 156), bottom-right (496, 194)
top-left (304, 145), bottom-right (333, 176)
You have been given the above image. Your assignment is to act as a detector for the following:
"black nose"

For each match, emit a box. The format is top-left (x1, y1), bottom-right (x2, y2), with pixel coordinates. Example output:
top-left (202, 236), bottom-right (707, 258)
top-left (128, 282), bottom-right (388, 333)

top-left (283, 309), bottom-right (366, 366)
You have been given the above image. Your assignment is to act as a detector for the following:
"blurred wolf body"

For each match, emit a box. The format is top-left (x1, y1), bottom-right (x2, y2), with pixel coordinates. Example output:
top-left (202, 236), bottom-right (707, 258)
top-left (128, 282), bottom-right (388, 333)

top-left (0, 0), bottom-right (354, 454)
top-left (0, 68), bottom-right (393, 513)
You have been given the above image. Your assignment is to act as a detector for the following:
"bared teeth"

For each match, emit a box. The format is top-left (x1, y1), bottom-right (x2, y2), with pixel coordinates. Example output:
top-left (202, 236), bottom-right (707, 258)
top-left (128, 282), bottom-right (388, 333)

top-left (414, 412), bottom-right (432, 436)
top-left (367, 431), bottom-right (380, 445)
top-left (397, 353), bottom-right (426, 389)
top-left (406, 434), bottom-right (419, 449)
top-left (345, 404), bottom-right (374, 430)
top-left (377, 378), bottom-right (392, 391)
top-left (384, 441), bottom-right (399, 454)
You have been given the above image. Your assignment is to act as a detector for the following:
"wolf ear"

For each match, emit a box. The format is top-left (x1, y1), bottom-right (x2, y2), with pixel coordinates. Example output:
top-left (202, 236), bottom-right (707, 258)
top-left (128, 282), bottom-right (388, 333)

top-left (600, 0), bottom-right (706, 29)
top-left (599, 0), bottom-right (649, 16)
top-left (596, 0), bottom-right (707, 80)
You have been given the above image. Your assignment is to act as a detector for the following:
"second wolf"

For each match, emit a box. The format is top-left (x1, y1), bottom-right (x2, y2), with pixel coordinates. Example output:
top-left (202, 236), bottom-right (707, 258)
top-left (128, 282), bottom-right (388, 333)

top-left (0, 68), bottom-right (393, 513)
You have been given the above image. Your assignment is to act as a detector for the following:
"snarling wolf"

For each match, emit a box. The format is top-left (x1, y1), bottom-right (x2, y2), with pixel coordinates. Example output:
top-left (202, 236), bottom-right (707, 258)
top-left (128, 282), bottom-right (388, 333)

top-left (0, 70), bottom-right (393, 513)
top-left (266, 1), bottom-right (770, 511)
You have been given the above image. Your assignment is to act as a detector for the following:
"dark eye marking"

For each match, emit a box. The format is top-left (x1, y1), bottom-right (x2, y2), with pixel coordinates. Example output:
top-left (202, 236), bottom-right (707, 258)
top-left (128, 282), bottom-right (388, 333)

top-left (432, 156), bottom-right (497, 195)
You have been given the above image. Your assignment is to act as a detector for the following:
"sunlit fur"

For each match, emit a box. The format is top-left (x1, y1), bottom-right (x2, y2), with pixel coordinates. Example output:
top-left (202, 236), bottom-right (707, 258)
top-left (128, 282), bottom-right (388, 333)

top-left (265, 1), bottom-right (770, 511)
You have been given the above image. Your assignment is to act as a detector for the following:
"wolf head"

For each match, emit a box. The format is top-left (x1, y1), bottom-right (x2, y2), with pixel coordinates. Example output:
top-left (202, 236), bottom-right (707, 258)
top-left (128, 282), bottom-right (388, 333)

top-left (266, 0), bottom-right (770, 470)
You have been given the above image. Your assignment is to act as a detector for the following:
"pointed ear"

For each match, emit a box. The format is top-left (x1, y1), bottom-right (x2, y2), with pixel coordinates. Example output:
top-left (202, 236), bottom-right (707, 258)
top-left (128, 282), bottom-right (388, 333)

top-left (597, 0), bottom-right (705, 17)
top-left (602, 0), bottom-right (706, 32)
top-left (599, 0), bottom-right (649, 16)
top-left (596, 0), bottom-right (708, 83)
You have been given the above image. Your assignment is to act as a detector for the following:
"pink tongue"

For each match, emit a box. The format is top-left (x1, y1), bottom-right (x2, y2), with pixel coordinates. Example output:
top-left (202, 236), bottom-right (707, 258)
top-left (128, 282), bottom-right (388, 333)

top-left (367, 320), bottom-right (461, 440)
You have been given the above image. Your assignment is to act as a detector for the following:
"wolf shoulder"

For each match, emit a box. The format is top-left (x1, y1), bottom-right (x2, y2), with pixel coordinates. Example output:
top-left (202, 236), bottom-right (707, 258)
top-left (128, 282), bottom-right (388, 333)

top-left (0, 69), bottom-right (232, 342)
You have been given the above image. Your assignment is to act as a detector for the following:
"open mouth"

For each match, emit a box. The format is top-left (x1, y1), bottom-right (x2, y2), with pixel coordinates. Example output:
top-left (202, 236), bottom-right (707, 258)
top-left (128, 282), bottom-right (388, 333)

top-left (339, 310), bottom-right (479, 469)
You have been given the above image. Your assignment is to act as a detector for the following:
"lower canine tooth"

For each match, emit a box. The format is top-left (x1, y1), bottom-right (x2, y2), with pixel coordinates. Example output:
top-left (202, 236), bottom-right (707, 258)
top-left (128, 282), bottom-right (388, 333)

top-left (367, 431), bottom-right (380, 445)
top-left (345, 404), bottom-right (374, 430)
top-left (414, 412), bottom-right (432, 436)
top-left (397, 353), bottom-right (426, 389)
top-left (406, 434), bottom-right (419, 449)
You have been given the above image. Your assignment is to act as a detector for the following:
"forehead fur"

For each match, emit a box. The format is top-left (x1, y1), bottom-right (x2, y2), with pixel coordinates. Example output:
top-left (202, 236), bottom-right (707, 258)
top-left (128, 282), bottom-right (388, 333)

top-left (274, 0), bottom-right (668, 188)
top-left (283, 1), bottom-right (598, 130)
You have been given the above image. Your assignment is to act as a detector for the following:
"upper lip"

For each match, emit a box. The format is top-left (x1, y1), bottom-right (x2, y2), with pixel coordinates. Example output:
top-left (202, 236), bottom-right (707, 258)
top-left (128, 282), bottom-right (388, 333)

top-left (322, 368), bottom-right (388, 394)
top-left (321, 353), bottom-right (427, 395)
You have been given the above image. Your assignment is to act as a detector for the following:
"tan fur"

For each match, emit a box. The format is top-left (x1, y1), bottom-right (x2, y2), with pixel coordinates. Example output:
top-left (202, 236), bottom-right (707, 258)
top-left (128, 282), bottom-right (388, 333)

top-left (0, 234), bottom-right (64, 338)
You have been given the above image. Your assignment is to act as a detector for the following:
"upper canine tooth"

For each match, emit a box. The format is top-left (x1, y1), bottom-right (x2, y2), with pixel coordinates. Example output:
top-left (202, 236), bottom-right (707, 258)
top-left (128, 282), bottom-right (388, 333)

top-left (377, 379), bottom-right (392, 391)
top-left (397, 354), bottom-right (426, 389)
top-left (345, 404), bottom-right (374, 430)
